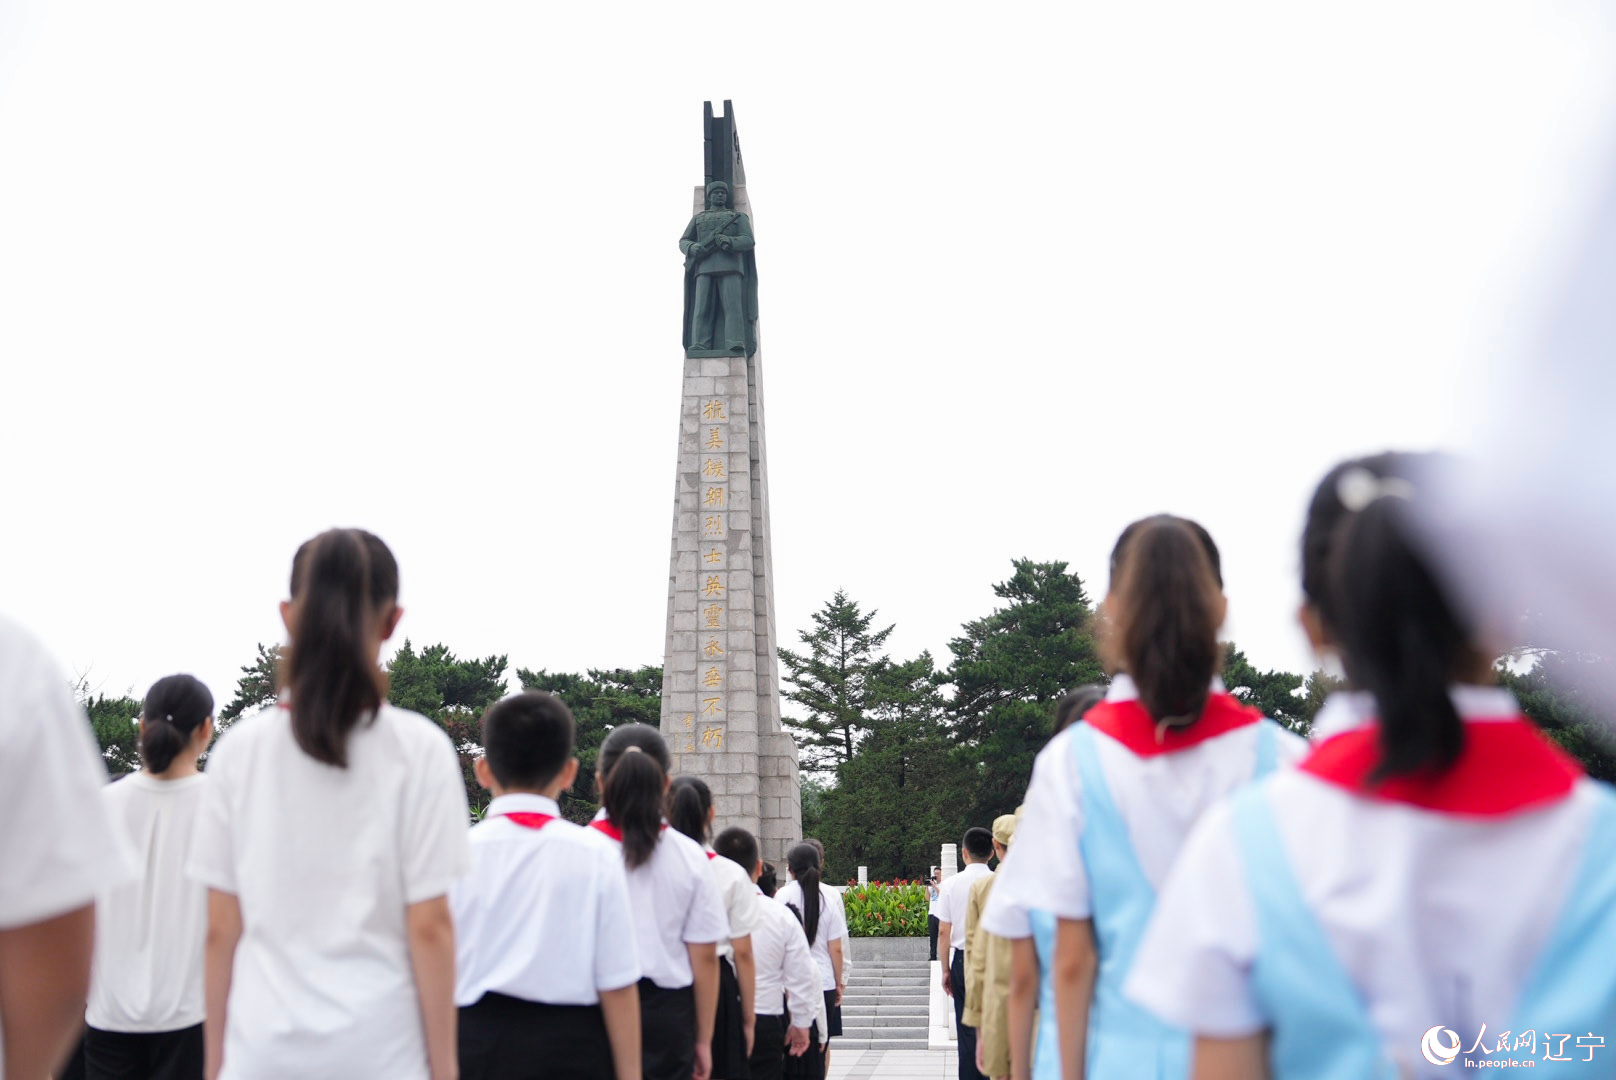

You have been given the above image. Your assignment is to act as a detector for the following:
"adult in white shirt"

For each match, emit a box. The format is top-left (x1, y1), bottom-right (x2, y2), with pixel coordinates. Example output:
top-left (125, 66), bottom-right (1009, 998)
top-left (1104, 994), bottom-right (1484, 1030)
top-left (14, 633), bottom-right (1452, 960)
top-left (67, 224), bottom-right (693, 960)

top-left (187, 530), bottom-right (470, 1080)
top-left (450, 692), bottom-right (641, 1080)
top-left (938, 828), bottom-right (994, 1080)
top-left (927, 867), bottom-right (943, 962)
top-left (712, 831), bottom-right (814, 1080)
top-left (668, 776), bottom-right (758, 1078)
top-left (774, 843), bottom-right (847, 1075)
top-left (591, 725), bottom-right (728, 1080)
top-left (85, 674), bottom-right (216, 1079)
top-left (0, 613), bottom-right (132, 1080)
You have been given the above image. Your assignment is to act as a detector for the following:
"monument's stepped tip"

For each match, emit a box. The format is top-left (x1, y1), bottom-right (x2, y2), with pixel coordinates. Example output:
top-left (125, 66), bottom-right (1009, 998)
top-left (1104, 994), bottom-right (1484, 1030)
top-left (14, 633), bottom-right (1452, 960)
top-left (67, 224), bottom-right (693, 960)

top-left (661, 101), bottom-right (801, 862)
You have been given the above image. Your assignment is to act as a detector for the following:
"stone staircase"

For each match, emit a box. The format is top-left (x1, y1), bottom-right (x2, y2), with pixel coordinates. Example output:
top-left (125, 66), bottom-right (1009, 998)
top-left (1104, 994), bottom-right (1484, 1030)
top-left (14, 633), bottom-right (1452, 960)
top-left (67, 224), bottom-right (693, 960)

top-left (835, 958), bottom-right (932, 1050)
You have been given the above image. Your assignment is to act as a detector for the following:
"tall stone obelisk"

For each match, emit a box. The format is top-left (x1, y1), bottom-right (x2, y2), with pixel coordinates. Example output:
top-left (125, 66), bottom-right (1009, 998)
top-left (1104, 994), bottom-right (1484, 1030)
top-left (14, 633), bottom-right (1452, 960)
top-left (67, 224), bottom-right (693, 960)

top-left (662, 101), bottom-right (801, 864)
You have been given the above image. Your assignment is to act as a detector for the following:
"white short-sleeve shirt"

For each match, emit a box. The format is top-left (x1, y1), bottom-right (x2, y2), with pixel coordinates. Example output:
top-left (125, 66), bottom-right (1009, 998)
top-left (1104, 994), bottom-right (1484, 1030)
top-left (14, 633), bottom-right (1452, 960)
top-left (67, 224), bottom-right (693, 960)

top-left (0, 615), bottom-right (132, 933)
top-left (1128, 689), bottom-right (1591, 1066)
top-left (88, 772), bottom-right (210, 1032)
top-left (451, 793), bottom-right (639, 1006)
top-left (186, 702), bottom-right (470, 1080)
top-left (774, 880), bottom-right (847, 992)
top-left (706, 846), bottom-right (759, 961)
top-left (939, 863), bottom-right (993, 952)
top-left (983, 675), bottom-right (1308, 938)
top-left (750, 885), bottom-right (822, 1022)
top-left (593, 813), bottom-right (728, 990)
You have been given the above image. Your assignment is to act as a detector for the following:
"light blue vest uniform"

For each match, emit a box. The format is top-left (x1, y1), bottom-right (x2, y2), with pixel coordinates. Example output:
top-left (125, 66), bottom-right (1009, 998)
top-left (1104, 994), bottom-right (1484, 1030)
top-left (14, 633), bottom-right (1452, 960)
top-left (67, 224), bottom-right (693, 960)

top-left (1047, 718), bottom-right (1281, 1079)
top-left (1230, 779), bottom-right (1616, 1077)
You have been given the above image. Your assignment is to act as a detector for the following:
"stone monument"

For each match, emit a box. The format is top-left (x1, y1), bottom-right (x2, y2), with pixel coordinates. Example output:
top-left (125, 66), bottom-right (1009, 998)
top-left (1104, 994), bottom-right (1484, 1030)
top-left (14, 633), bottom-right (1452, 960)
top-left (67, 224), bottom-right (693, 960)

top-left (661, 101), bottom-right (801, 863)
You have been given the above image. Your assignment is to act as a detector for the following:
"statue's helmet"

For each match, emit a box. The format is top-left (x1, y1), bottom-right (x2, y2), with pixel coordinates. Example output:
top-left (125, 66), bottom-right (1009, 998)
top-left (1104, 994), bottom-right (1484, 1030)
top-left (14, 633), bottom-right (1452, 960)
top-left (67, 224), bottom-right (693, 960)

top-left (705, 180), bottom-right (731, 203)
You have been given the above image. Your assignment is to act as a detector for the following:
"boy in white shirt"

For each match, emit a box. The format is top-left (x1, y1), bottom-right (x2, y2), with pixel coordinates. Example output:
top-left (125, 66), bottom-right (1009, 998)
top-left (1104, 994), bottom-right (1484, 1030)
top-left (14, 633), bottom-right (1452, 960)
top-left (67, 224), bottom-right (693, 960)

top-left (450, 691), bottom-right (642, 1080)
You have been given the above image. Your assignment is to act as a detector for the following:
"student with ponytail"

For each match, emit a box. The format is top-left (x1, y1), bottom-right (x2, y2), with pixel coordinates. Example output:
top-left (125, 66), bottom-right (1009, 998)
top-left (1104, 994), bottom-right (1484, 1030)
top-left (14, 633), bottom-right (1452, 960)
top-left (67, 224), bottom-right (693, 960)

top-left (1130, 454), bottom-right (1616, 1078)
top-left (668, 776), bottom-right (759, 1079)
top-left (186, 529), bottom-right (470, 1080)
top-left (83, 674), bottom-right (214, 1080)
top-left (595, 725), bottom-right (727, 1080)
top-left (774, 842), bottom-right (846, 1079)
top-left (984, 516), bottom-right (1306, 1079)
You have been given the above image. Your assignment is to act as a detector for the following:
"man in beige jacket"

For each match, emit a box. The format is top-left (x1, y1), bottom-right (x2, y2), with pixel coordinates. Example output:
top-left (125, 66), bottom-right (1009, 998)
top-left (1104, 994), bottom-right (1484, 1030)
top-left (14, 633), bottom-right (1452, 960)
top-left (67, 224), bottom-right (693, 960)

top-left (962, 811), bottom-right (1019, 1080)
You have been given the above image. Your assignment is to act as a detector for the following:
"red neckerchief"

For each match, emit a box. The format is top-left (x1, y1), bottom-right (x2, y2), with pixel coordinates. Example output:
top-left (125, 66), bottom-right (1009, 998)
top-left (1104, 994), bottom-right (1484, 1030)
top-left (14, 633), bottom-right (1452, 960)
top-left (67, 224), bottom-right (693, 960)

top-left (706, 851), bottom-right (718, 860)
top-left (499, 812), bottom-right (556, 830)
top-left (590, 818), bottom-right (668, 842)
top-left (1300, 716), bottom-right (1582, 815)
top-left (1082, 693), bottom-right (1263, 757)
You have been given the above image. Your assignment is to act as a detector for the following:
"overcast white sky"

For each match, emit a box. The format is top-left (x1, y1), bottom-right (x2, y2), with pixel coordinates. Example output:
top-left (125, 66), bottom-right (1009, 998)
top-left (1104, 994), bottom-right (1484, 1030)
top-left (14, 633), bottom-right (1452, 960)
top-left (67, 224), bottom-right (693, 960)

top-left (2, 2), bottom-right (1612, 710)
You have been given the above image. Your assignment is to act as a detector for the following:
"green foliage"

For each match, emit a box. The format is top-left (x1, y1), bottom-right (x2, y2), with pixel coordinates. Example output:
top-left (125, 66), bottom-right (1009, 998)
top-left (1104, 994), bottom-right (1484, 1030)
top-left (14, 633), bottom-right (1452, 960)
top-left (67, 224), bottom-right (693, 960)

top-left (386, 641), bottom-right (509, 813)
top-left (516, 666), bottom-right (662, 823)
top-left (219, 643), bottom-right (282, 727)
top-left (1298, 669), bottom-right (1345, 733)
top-left (779, 590), bottom-right (894, 773)
top-left (1498, 651), bottom-right (1616, 781)
top-left (841, 880), bottom-right (930, 938)
top-left (809, 653), bottom-right (970, 880)
top-left (1221, 642), bottom-right (1307, 733)
top-left (75, 677), bottom-right (143, 774)
top-left (948, 560), bottom-right (1105, 825)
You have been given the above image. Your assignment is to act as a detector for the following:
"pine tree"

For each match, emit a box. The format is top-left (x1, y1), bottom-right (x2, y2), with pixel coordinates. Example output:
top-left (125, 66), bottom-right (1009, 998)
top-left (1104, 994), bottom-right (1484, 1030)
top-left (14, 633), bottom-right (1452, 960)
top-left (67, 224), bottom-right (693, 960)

top-left (779, 590), bottom-right (894, 773)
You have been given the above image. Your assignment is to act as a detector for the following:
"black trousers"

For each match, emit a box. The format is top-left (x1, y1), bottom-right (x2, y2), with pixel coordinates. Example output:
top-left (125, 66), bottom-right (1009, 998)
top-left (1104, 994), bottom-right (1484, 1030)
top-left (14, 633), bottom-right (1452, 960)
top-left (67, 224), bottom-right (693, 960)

top-left (711, 956), bottom-right (751, 1079)
top-left (748, 1013), bottom-right (786, 1080)
top-left (952, 951), bottom-right (985, 1080)
top-left (928, 914), bottom-right (940, 961)
top-left (640, 978), bottom-right (697, 1080)
top-left (82, 1023), bottom-right (203, 1080)
top-left (458, 992), bottom-right (612, 1080)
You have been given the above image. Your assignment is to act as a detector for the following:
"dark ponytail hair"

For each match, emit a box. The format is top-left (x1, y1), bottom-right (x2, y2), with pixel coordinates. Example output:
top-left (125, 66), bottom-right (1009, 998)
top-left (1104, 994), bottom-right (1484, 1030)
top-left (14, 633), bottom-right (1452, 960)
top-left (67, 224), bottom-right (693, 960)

top-left (1103, 515), bottom-right (1225, 723)
top-left (283, 529), bottom-right (399, 768)
top-left (140, 674), bottom-right (213, 773)
top-left (598, 724), bottom-right (671, 870)
top-left (667, 775), bottom-right (713, 846)
top-left (786, 842), bottom-right (823, 946)
top-left (1303, 454), bottom-right (1475, 780)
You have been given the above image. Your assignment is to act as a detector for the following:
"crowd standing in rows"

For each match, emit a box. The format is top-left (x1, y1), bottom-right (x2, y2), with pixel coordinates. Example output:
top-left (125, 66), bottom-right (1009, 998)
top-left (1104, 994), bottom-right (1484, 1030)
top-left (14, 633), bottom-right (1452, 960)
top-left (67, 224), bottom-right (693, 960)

top-left (5, 451), bottom-right (1615, 1079)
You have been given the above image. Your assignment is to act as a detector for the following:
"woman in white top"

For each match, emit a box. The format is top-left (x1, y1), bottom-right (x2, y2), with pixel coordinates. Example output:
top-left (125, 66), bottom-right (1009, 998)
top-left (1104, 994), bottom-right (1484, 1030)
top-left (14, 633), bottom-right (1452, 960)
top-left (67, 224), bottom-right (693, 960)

top-left (983, 516), bottom-right (1306, 1080)
top-left (85, 674), bottom-right (215, 1080)
top-left (667, 775), bottom-right (757, 1079)
top-left (186, 529), bottom-right (470, 1080)
top-left (592, 724), bottom-right (728, 1080)
top-left (1128, 454), bottom-right (1616, 1078)
top-left (775, 843), bottom-right (847, 1079)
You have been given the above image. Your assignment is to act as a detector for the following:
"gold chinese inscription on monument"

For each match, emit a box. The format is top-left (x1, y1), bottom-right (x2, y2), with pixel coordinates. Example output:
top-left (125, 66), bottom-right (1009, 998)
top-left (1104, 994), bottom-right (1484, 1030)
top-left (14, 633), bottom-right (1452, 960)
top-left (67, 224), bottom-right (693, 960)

top-left (705, 549), bottom-right (724, 565)
top-left (703, 603), bottom-right (723, 629)
top-left (706, 427), bottom-right (725, 451)
top-left (701, 727), bottom-right (724, 749)
top-left (703, 575), bottom-right (725, 598)
top-left (703, 458), bottom-right (726, 479)
top-left (703, 400), bottom-right (727, 421)
top-left (704, 515), bottom-right (723, 536)
top-left (704, 486), bottom-right (726, 508)
top-left (703, 666), bottom-right (723, 688)
top-left (703, 637), bottom-right (724, 657)
top-left (701, 696), bottom-right (723, 717)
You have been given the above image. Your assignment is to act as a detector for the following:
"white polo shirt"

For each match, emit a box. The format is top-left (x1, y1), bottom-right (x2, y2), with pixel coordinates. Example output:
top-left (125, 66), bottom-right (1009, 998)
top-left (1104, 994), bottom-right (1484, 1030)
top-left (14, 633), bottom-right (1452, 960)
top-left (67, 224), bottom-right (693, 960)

top-left (706, 846), bottom-right (759, 961)
top-left (592, 811), bottom-right (728, 990)
top-left (187, 702), bottom-right (470, 1080)
top-left (983, 674), bottom-right (1308, 937)
top-left (1128, 689), bottom-right (1594, 1065)
top-left (750, 886), bottom-right (822, 1023)
top-left (938, 862), bottom-right (992, 952)
top-left (774, 880), bottom-right (847, 992)
top-left (0, 614), bottom-right (134, 1077)
top-left (88, 772), bottom-right (210, 1032)
top-left (451, 793), bottom-right (640, 1007)
top-left (0, 615), bottom-right (131, 931)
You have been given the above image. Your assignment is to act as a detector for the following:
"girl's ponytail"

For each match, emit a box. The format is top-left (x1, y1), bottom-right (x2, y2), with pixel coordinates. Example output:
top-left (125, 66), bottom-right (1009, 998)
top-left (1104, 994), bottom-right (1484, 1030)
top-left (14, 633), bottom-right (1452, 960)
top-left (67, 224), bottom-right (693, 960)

top-left (598, 724), bottom-right (672, 870)
top-left (284, 529), bottom-right (399, 768)
top-left (786, 842), bottom-right (823, 946)
top-left (140, 674), bottom-right (213, 773)
top-left (1104, 515), bottom-right (1224, 723)
top-left (1321, 465), bottom-right (1471, 779)
top-left (667, 775), bottom-right (712, 846)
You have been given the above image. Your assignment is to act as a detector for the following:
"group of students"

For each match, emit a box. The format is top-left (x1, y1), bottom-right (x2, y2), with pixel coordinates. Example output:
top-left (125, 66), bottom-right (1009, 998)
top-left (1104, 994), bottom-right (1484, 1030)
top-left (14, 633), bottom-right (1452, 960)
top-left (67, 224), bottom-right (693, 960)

top-left (8, 449), bottom-right (1616, 1079)
top-left (927, 451), bottom-right (1616, 1079)
top-left (2, 527), bottom-right (855, 1080)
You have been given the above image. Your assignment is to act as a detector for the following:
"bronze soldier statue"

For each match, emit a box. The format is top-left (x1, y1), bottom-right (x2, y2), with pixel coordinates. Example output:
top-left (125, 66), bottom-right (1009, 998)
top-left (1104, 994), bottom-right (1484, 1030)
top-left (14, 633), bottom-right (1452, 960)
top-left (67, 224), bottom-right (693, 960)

top-left (680, 180), bottom-right (758, 357)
